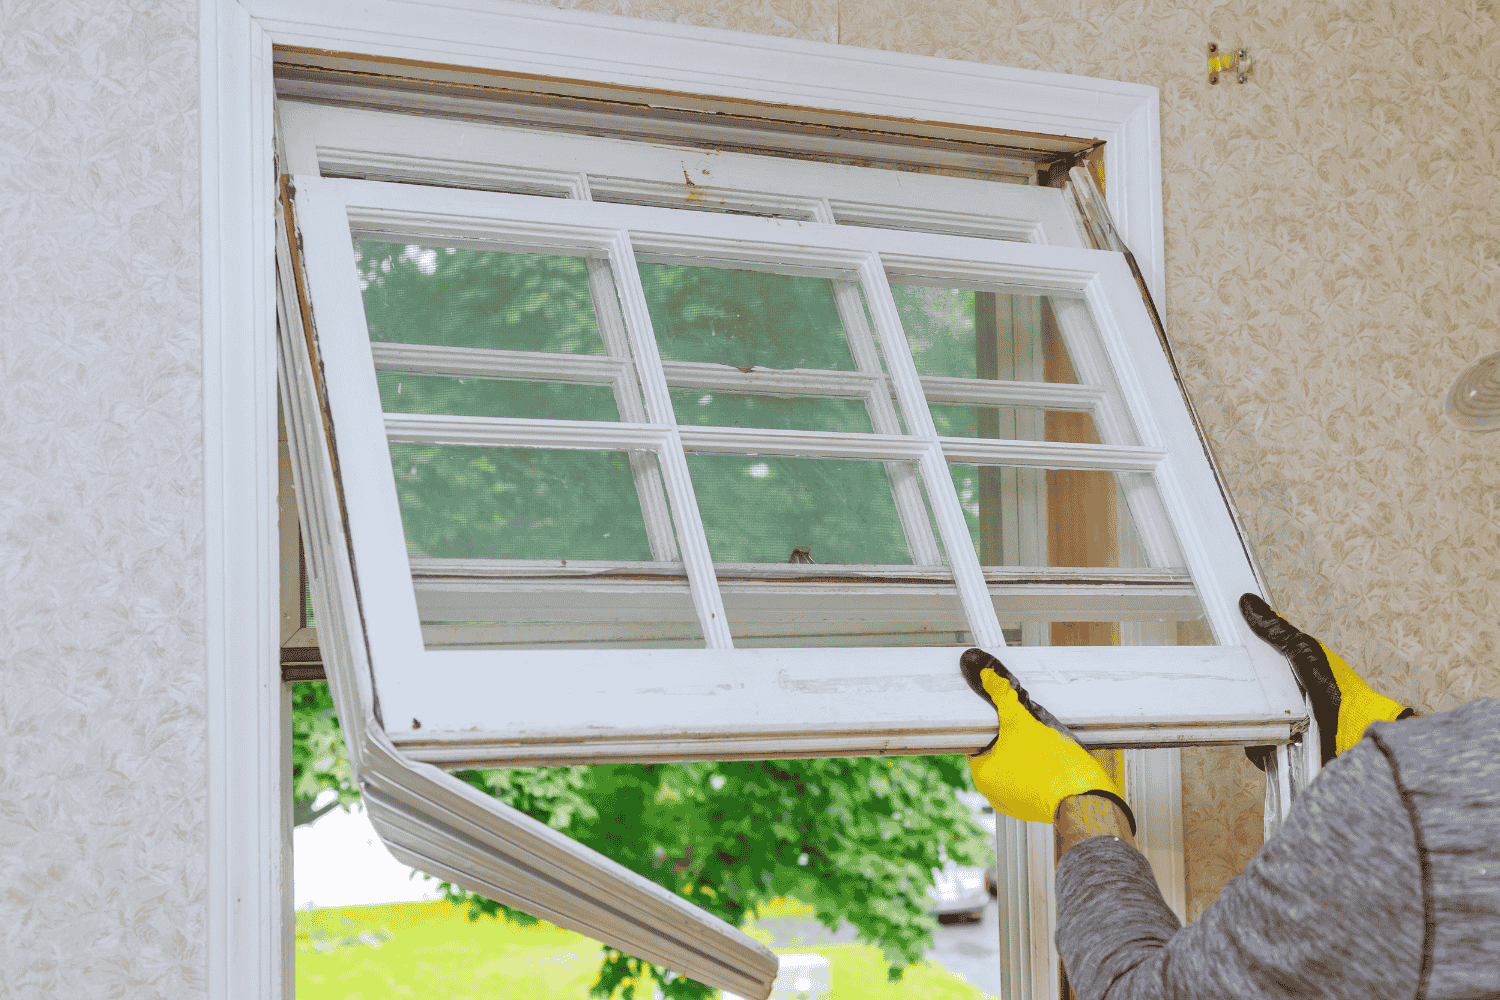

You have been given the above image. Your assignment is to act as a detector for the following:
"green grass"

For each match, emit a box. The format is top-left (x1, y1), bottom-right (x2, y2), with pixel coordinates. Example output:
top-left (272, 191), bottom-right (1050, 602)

top-left (295, 900), bottom-right (995, 999)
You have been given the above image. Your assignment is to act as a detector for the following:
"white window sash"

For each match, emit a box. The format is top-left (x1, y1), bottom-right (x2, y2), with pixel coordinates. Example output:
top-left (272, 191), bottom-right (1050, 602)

top-left (285, 173), bottom-right (1302, 771)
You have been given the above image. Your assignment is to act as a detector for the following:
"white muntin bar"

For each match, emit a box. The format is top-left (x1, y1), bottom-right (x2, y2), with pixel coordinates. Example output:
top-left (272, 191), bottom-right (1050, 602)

top-left (411, 576), bottom-right (1203, 625)
top-left (664, 359), bottom-right (880, 397)
top-left (568, 171), bottom-right (682, 563)
top-left (381, 403), bottom-right (1165, 469)
top-left (939, 437), bottom-right (1165, 472)
top-left (856, 252), bottom-right (1007, 649)
top-left (584, 253), bottom-right (681, 562)
top-left (678, 426), bottom-right (926, 461)
top-left (589, 176), bottom-right (823, 220)
top-left (318, 145), bottom-right (592, 200)
top-left (370, 342), bottom-right (627, 384)
top-left (814, 197), bottom-right (942, 566)
top-left (371, 342), bottom-right (887, 398)
top-left (829, 200), bottom-right (1046, 243)
top-left (384, 413), bottom-right (669, 451)
top-left (918, 374), bottom-right (1103, 411)
top-left (408, 557), bottom-right (1195, 587)
top-left (605, 229), bottom-right (734, 648)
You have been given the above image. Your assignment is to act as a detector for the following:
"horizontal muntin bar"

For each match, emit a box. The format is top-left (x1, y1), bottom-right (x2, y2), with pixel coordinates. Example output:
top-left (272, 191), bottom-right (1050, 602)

top-left (325, 148), bottom-right (588, 199)
top-left (940, 437), bottom-right (1164, 471)
top-left (384, 413), bottom-right (667, 450)
top-left (383, 415), bottom-right (1163, 469)
top-left (371, 342), bottom-right (1111, 413)
top-left (371, 343), bottom-right (883, 397)
top-left (372, 342), bottom-right (628, 384)
top-left (589, 177), bottom-right (823, 221)
top-left (414, 625), bottom-right (973, 651)
top-left (350, 223), bottom-right (616, 262)
top-left (918, 375), bottom-right (1103, 411)
top-left (677, 426), bottom-right (926, 460)
top-left (829, 200), bottom-right (1042, 243)
top-left (664, 361), bottom-right (879, 397)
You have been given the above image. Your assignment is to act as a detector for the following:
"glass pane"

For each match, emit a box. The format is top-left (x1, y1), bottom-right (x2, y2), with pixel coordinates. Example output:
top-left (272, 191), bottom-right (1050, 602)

top-left (723, 576), bottom-right (974, 648)
top-left (894, 286), bottom-right (1078, 384)
top-left (418, 616), bottom-right (707, 651)
top-left (389, 445), bottom-right (653, 560)
top-left (416, 573), bottom-right (706, 651)
top-left (379, 372), bottom-right (620, 422)
top-left (1037, 615), bottom-right (1213, 651)
top-left (946, 465), bottom-right (1183, 570)
top-left (683, 457), bottom-right (971, 648)
top-left (355, 239), bottom-right (609, 354)
top-left (687, 455), bottom-right (911, 565)
top-left (639, 263), bottom-right (857, 371)
top-left (670, 390), bottom-right (873, 432)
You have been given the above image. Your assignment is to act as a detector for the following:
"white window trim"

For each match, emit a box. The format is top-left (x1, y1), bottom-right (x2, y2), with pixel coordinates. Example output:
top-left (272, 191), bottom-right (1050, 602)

top-left (204, 1), bottom-right (1197, 996)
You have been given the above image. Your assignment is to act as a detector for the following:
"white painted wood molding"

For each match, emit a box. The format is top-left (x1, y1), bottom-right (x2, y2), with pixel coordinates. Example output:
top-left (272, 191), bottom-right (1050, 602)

top-left (202, 3), bottom-right (284, 998)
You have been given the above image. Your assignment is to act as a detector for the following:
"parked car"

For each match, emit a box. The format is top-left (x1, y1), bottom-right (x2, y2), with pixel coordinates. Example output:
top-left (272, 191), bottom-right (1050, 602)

top-left (927, 861), bottom-right (990, 924)
top-left (955, 790), bottom-right (1000, 898)
top-left (927, 790), bottom-right (1000, 923)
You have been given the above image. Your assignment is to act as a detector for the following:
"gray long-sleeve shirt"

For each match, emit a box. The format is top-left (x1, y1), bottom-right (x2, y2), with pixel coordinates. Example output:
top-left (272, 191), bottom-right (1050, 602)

top-left (1055, 698), bottom-right (1500, 1000)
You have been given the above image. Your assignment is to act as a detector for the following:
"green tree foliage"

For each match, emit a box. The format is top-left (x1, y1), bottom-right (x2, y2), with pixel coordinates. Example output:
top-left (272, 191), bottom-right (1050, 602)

top-left (452, 756), bottom-right (987, 1000)
top-left (291, 693), bottom-right (987, 1000)
top-left (290, 680), bottom-right (360, 828)
top-left (289, 240), bottom-right (996, 997)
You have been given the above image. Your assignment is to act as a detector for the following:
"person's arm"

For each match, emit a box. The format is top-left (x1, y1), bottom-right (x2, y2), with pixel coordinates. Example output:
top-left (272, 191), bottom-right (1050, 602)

top-left (1055, 794), bottom-right (1134, 856)
top-left (959, 595), bottom-right (1424, 1000)
top-left (1054, 738), bottom-right (1424, 1000)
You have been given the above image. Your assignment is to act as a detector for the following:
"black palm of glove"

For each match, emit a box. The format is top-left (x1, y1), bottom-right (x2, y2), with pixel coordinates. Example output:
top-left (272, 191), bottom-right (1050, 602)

top-left (1240, 593), bottom-right (1412, 768)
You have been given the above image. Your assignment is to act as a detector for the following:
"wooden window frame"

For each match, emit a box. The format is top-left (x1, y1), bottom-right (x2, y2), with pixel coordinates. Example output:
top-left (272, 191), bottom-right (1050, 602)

top-left (288, 174), bottom-right (1298, 761)
top-left (202, 2), bottom-right (1298, 997)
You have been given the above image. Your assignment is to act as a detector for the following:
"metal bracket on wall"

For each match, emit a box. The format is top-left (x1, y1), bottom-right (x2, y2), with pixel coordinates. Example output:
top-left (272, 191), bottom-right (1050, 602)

top-left (1208, 43), bottom-right (1251, 85)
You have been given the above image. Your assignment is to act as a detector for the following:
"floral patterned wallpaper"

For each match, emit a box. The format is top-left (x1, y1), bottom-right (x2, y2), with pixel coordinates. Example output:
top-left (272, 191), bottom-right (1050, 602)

top-left (0, 0), bottom-right (204, 995)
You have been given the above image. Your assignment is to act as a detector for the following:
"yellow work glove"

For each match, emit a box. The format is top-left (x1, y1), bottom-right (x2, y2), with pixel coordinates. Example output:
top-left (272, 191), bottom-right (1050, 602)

top-left (1240, 593), bottom-right (1412, 766)
top-left (960, 648), bottom-right (1135, 833)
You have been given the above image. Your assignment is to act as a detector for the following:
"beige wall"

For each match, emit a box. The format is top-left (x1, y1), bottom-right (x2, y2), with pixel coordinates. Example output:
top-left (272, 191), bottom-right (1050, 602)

top-left (536, 0), bottom-right (1500, 916)
top-left (5, 0), bottom-right (1498, 990)
top-left (0, 0), bottom-right (205, 994)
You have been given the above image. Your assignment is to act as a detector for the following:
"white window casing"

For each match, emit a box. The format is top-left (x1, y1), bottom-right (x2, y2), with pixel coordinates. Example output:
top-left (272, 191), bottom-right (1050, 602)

top-left (205, 4), bottom-right (1312, 997)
